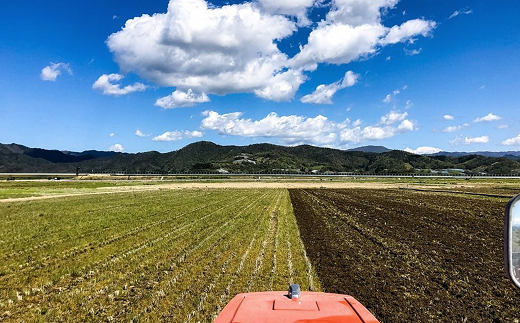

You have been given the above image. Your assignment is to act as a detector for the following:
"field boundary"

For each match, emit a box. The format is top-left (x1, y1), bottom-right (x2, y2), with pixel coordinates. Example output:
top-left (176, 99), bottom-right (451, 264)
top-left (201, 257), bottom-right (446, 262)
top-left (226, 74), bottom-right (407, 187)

top-left (399, 187), bottom-right (514, 199)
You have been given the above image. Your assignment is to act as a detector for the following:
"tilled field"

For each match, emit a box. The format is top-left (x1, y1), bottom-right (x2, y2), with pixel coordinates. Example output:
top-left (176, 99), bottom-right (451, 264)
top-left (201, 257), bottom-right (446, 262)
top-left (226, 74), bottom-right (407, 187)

top-left (0, 189), bottom-right (320, 322)
top-left (289, 188), bottom-right (520, 322)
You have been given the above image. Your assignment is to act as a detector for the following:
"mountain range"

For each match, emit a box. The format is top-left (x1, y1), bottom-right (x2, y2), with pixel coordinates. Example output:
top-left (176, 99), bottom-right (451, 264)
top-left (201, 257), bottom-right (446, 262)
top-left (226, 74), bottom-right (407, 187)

top-left (1, 142), bottom-right (519, 174)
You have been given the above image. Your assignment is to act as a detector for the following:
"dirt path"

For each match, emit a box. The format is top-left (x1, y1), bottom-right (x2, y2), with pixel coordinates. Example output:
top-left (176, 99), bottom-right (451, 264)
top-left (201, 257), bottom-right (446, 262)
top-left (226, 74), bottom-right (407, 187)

top-left (0, 180), bottom-right (490, 203)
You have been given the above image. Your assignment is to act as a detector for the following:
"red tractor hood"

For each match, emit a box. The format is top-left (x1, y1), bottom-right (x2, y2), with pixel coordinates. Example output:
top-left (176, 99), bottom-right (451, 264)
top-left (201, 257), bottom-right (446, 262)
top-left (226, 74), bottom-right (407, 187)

top-left (214, 291), bottom-right (379, 323)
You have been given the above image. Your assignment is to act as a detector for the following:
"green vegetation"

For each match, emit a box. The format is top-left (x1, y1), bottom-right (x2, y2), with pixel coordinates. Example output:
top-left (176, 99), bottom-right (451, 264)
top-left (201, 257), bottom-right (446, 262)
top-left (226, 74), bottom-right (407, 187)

top-left (2, 141), bottom-right (520, 174)
top-left (0, 188), bottom-right (320, 322)
top-left (0, 181), bottom-right (159, 199)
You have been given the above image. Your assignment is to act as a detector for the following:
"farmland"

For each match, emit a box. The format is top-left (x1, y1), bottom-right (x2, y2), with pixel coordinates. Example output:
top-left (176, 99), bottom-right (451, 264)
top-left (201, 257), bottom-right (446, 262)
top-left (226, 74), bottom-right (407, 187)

top-left (1, 179), bottom-right (520, 322)
top-left (290, 188), bottom-right (520, 322)
top-left (0, 188), bottom-right (319, 322)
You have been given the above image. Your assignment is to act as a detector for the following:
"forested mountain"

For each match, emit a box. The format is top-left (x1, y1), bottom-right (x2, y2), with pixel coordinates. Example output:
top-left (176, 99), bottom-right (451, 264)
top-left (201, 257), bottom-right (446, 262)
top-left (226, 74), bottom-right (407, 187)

top-left (1, 142), bottom-right (519, 174)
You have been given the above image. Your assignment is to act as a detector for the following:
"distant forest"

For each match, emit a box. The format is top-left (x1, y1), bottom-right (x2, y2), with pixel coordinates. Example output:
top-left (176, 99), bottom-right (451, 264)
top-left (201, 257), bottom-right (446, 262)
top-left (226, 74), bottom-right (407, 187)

top-left (1, 141), bottom-right (520, 175)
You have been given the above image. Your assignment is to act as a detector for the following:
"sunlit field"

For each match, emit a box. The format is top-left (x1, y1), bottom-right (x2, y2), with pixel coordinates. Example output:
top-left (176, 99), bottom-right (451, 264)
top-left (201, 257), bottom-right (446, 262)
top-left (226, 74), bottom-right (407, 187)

top-left (0, 188), bottom-right (319, 322)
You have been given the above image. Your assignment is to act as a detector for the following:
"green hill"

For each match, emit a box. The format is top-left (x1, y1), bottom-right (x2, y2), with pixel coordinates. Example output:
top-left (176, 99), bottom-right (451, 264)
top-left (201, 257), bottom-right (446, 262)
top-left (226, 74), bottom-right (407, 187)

top-left (1, 141), bottom-right (519, 175)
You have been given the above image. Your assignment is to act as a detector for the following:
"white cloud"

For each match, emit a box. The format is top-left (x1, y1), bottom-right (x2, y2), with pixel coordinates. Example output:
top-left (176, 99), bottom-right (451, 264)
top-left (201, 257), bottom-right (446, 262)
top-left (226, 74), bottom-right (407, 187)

top-left (135, 129), bottom-right (151, 137)
top-left (443, 114), bottom-right (454, 120)
top-left (339, 118), bottom-right (416, 143)
top-left (379, 19), bottom-right (436, 45)
top-left (113, 15), bottom-right (119, 20)
top-left (201, 109), bottom-right (416, 146)
top-left (92, 74), bottom-right (147, 96)
top-left (397, 119), bottom-right (415, 131)
top-left (442, 123), bottom-right (469, 133)
top-left (155, 89), bottom-right (210, 109)
top-left (326, 0), bottom-right (399, 27)
top-left (201, 110), bottom-right (341, 145)
top-left (404, 48), bottom-right (422, 56)
top-left (449, 8), bottom-right (472, 19)
top-left (382, 85), bottom-right (406, 103)
top-left (463, 136), bottom-right (490, 144)
top-left (502, 134), bottom-right (520, 146)
top-left (473, 113), bottom-right (502, 123)
top-left (152, 130), bottom-right (203, 142)
top-left (257, 0), bottom-right (314, 25)
top-left (404, 146), bottom-right (442, 155)
top-left (290, 23), bottom-right (387, 70)
top-left (40, 62), bottom-right (72, 81)
top-left (498, 124), bottom-right (509, 129)
top-left (109, 133), bottom-right (115, 137)
top-left (379, 111), bottom-right (407, 125)
top-left (300, 70), bottom-right (359, 104)
top-left (109, 144), bottom-right (124, 152)
top-left (104, 0), bottom-right (437, 103)
top-left (107, 0), bottom-right (301, 101)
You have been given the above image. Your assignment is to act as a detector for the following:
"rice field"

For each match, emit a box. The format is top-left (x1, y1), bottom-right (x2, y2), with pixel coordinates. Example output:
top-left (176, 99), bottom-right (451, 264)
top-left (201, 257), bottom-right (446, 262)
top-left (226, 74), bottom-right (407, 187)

top-left (0, 188), bottom-right (320, 322)
top-left (2, 179), bottom-right (520, 322)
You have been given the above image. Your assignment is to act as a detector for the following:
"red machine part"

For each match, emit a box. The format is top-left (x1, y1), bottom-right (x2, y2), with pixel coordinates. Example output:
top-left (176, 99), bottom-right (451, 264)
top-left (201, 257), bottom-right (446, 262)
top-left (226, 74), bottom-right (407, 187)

top-left (214, 291), bottom-right (379, 323)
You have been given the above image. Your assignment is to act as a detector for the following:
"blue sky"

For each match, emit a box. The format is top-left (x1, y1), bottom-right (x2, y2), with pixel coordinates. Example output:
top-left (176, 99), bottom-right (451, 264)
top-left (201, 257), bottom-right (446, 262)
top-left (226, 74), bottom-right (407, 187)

top-left (1, 0), bottom-right (519, 154)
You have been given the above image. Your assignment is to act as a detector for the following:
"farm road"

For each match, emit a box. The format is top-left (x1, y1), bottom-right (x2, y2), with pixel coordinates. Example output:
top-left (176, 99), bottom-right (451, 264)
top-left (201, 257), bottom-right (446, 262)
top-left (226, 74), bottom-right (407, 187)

top-left (2, 179), bottom-right (497, 203)
top-left (0, 181), bottom-right (399, 203)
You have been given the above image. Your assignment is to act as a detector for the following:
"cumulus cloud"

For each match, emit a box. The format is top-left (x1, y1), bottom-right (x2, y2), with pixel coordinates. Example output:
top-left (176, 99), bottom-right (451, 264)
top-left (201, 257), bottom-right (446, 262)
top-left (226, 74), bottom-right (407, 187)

top-left (502, 134), bottom-right (520, 146)
top-left (379, 19), bottom-right (436, 45)
top-left (153, 130), bottom-right (203, 142)
top-left (291, 5), bottom-right (434, 69)
top-left (40, 62), bottom-right (72, 81)
top-left (201, 109), bottom-right (417, 146)
top-left (291, 23), bottom-right (387, 70)
top-left (443, 114), bottom-right (454, 120)
top-left (449, 8), bottom-right (472, 19)
top-left (201, 110), bottom-right (341, 145)
top-left (463, 136), bottom-right (489, 144)
top-left (442, 123), bottom-right (469, 133)
top-left (473, 113), bottom-right (502, 123)
top-left (107, 0), bottom-right (301, 101)
top-left (257, 0), bottom-right (314, 25)
top-left (155, 89), bottom-right (210, 109)
top-left (341, 111), bottom-right (416, 142)
top-left (109, 144), bottom-right (124, 152)
top-left (135, 129), bottom-right (151, 137)
top-left (92, 74), bottom-right (147, 96)
top-left (379, 111), bottom-right (407, 125)
top-left (339, 119), bottom-right (415, 143)
top-left (105, 0), bottom-right (437, 103)
top-left (301, 70), bottom-right (359, 104)
top-left (109, 133), bottom-right (115, 137)
top-left (326, 0), bottom-right (399, 26)
top-left (404, 146), bottom-right (442, 155)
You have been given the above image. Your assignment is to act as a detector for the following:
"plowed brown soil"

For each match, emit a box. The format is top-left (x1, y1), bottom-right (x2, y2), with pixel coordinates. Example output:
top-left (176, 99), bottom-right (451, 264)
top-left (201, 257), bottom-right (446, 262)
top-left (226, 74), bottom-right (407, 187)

top-left (289, 188), bottom-right (520, 322)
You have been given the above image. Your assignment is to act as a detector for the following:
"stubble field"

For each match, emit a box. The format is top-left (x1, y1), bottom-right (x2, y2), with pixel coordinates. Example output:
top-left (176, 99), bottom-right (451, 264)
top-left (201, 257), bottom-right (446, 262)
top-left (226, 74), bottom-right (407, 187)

top-left (0, 188), bottom-right (319, 322)
top-left (1, 180), bottom-right (520, 322)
